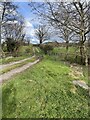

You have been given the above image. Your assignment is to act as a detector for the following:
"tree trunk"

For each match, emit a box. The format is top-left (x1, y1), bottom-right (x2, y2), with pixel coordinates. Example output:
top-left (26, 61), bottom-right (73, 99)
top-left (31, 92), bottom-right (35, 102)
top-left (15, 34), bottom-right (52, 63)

top-left (0, 24), bottom-right (1, 46)
top-left (84, 45), bottom-right (88, 66)
top-left (65, 41), bottom-right (69, 60)
top-left (40, 39), bottom-right (42, 44)
top-left (79, 30), bottom-right (86, 64)
top-left (80, 45), bottom-right (84, 64)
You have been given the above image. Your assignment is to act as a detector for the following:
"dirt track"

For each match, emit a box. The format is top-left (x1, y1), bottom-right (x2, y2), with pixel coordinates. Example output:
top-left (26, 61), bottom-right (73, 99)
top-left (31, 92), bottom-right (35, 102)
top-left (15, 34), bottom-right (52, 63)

top-left (0, 56), bottom-right (35, 70)
top-left (0, 59), bottom-right (40, 83)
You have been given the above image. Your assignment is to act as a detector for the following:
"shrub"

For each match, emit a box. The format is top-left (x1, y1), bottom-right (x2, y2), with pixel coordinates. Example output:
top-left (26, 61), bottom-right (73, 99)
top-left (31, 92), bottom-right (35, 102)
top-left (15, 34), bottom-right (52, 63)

top-left (40, 44), bottom-right (53, 54)
top-left (25, 48), bottom-right (31, 53)
top-left (5, 38), bottom-right (21, 56)
top-left (17, 45), bottom-right (34, 57)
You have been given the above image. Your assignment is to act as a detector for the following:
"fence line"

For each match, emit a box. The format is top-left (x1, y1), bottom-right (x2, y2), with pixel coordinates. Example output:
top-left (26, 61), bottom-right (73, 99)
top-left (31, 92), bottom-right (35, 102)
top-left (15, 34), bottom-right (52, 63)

top-left (48, 52), bottom-right (90, 65)
top-left (48, 52), bottom-right (90, 57)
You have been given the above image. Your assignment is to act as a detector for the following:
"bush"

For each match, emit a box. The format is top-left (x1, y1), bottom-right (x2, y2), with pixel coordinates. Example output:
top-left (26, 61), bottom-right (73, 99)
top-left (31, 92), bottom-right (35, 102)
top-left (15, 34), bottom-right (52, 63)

top-left (25, 48), bottom-right (31, 53)
top-left (1, 42), bottom-right (7, 52)
top-left (40, 44), bottom-right (53, 54)
top-left (6, 38), bottom-right (20, 53)
top-left (17, 45), bottom-right (34, 57)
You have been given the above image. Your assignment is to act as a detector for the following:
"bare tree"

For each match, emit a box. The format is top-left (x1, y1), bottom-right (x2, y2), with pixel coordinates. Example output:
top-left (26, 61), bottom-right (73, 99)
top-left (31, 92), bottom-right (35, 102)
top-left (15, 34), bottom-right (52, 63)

top-left (0, 2), bottom-right (18, 25)
top-left (52, 1), bottom-right (89, 63)
top-left (35, 25), bottom-right (50, 44)
top-left (4, 21), bottom-right (24, 41)
top-left (29, 1), bottom-right (90, 64)
top-left (70, 1), bottom-right (90, 65)
top-left (29, 2), bottom-right (73, 49)
top-left (0, 2), bottom-right (26, 56)
top-left (0, 2), bottom-right (18, 44)
top-left (3, 19), bottom-right (25, 55)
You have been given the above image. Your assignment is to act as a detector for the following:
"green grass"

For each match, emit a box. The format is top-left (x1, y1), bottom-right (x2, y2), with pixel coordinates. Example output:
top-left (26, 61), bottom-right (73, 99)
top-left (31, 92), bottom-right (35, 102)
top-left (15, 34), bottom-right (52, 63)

top-left (2, 57), bottom-right (89, 118)
top-left (52, 46), bottom-right (80, 54)
top-left (0, 57), bottom-right (36, 75)
top-left (0, 56), bottom-right (32, 65)
top-left (47, 55), bottom-right (88, 84)
top-left (17, 45), bottom-right (33, 56)
top-left (51, 46), bottom-right (86, 65)
top-left (0, 45), bottom-right (34, 65)
top-left (81, 66), bottom-right (88, 84)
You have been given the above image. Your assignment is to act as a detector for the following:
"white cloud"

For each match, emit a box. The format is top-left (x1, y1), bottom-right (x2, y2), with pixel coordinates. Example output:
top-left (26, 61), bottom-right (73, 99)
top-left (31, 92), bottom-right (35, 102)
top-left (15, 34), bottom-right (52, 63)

top-left (24, 20), bottom-right (33, 27)
top-left (6, 20), bottom-right (18, 24)
top-left (31, 38), bottom-right (39, 44)
top-left (23, 19), bottom-right (35, 37)
top-left (23, 19), bottom-right (40, 44)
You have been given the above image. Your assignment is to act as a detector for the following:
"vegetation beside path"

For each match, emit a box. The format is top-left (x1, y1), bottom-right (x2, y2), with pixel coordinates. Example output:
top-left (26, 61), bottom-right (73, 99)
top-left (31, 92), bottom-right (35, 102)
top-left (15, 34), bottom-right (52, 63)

top-left (2, 56), bottom-right (89, 118)
top-left (0, 56), bottom-right (31, 65)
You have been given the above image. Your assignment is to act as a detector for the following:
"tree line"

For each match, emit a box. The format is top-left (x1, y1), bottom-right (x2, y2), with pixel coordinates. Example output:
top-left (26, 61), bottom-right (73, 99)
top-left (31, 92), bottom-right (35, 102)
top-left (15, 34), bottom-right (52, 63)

top-left (0, 1), bottom-right (90, 65)
top-left (29, 1), bottom-right (90, 65)
top-left (0, 2), bottom-right (25, 56)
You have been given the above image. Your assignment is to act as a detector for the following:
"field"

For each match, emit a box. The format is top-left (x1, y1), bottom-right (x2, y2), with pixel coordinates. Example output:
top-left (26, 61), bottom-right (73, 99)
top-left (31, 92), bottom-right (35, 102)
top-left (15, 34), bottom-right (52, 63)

top-left (52, 46), bottom-right (80, 54)
top-left (51, 46), bottom-right (86, 65)
top-left (2, 56), bottom-right (89, 118)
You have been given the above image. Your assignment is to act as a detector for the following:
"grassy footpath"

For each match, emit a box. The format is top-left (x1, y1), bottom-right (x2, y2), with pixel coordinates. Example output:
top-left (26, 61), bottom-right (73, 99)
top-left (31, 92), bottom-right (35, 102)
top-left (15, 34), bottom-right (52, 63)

top-left (0, 57), bottom-right (36, 75)
top-left (2, 57), bottom-right (89, 118)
